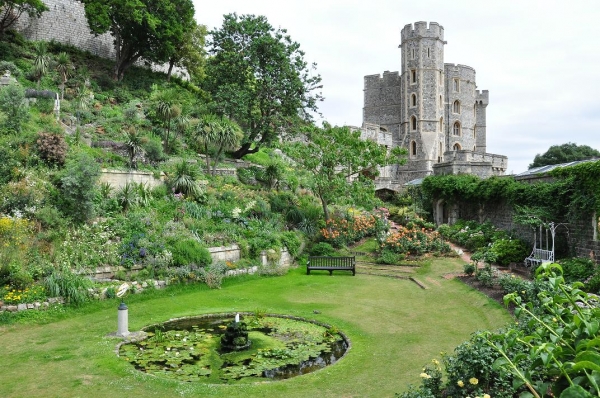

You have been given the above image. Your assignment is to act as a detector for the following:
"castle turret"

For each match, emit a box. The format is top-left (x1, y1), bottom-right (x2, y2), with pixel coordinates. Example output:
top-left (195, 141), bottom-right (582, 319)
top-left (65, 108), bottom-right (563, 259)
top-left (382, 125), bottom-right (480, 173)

top-left (475, 90), bottom-right (489, 153)
top-left (400, 21), bottom-right (447, 175)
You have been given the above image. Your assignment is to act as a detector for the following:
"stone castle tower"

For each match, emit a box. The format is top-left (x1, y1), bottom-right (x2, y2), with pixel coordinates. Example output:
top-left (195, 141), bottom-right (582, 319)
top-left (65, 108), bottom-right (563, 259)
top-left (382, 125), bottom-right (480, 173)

top-left (362, 21), bottom-right (507, 188)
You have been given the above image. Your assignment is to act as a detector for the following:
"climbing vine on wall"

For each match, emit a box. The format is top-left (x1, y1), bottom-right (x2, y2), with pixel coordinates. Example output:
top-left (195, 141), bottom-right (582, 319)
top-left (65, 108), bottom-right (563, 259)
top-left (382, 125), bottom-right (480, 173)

top-left (420, 160), bottom-right (600, 224)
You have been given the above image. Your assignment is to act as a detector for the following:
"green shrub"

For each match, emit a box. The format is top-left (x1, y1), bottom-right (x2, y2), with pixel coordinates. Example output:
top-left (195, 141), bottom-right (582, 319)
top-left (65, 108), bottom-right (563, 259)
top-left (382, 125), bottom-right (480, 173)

top-left (488, 238), bottom-right (529, 266)
top-left (58, 152), bottom-right (100, 223)
top-left (377, 249), bottom-right (404, 265)
top-left (280, 231), bottom-right (302, 257)
top-left (0, 83), bottom-right (29, 134)
top-left (171, 239), bottom-right (212, 267)
top-left (463, 263), bottom-right (475, 276)
top-left (310, 242), bottom-right (336, 257)
top-left (559, 257), bottom-right (597, 283)
top-left (476, 266), bottom-right (495, 288)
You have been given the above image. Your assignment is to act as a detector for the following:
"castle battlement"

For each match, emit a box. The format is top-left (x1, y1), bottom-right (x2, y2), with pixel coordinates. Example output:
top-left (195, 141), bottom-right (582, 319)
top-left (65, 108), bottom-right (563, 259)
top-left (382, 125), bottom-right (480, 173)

top-left (362, 21), bottom-right (507, 190)
top-left (401, 21), bottom-right (444, 42)
top-left (476, 90), bottom-right (489, 105)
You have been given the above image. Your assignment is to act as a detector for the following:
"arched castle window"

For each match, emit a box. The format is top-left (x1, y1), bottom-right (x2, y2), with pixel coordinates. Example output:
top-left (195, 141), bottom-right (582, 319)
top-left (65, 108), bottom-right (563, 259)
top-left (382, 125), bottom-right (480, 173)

top-left (439, 117), bottom-right (443, 132)
top-left (453, 121), bottom-right (461, 136)
top-left (453, 78), bottom-right (460, 92)
top-left (411, 94), bottom-right (417, 107)
top-left (453, 100), bottom-right (460, 114)
top-left (411, 141), bottom-right (417, 157)
top-left (473, 146), bottom-right (476, 151)
top-left (453, 143), bottom-right (461, 151)
top-left (411, 116), bottom-right (417, 131)
top-left (411, 70), bottom-right (416, 84)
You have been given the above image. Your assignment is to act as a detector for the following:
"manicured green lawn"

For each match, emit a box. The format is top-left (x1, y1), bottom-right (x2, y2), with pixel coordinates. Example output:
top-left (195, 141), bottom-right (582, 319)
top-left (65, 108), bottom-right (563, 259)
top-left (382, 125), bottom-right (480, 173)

top-left (0, 257), bottom-right (512, 398)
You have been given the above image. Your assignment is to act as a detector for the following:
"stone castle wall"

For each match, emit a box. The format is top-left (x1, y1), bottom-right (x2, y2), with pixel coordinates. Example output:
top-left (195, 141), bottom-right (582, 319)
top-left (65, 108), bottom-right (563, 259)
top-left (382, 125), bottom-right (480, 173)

top-left (13, 0), bottom-right (186, 77)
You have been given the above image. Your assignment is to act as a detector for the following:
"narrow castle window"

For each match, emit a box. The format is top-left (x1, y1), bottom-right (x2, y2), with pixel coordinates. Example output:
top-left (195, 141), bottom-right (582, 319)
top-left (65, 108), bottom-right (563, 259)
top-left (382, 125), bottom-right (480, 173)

top-left (411, 70), bottom-right (416, 83)
top-left (439, 95), bottom-right (443, 108)
top-left (411, 93), bottom-right (417, 107)
top-left (411, 116), bottom-right (417, 131)
top-left (439, 71), bottom-right (442, 84)
top-left (427, 48), bottom-right (430, 58)
top-left (439, 141), bottom-right (443, 157)
top-left (453, 100), bottom-right (460, 114)
top-left (453, 143), bottom-right (461, 151)
top-left (453, 121), bottom-right (460, 136)
top-left (439, 117), bottom-right (443, 132)
top-left (453, 78), bottom-right (460, 92)
top-left (411, 48), bottom-right (416, 59)
top-left (411, 141), bottom-right (417, 156)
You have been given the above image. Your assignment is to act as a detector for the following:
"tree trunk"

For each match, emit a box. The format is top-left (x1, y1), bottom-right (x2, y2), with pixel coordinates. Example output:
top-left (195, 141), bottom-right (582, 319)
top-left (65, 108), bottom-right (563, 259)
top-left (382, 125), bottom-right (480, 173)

top-left (232, 142), bottom-right (259, 159)
top-left (166, 59), bottom-right (174, 82)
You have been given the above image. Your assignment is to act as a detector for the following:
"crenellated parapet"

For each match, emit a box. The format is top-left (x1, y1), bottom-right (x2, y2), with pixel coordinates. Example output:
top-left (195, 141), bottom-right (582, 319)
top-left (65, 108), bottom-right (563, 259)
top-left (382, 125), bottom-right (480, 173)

top-left (476, 90), bottom-right (489, 106)
top-left (400, 21), bottom-right (445, 43)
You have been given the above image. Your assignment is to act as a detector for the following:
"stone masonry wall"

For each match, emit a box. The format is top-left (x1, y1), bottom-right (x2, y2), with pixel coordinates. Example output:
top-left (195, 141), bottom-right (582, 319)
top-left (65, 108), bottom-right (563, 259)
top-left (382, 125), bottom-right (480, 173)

top-left (13, 0), bottom-right (187, 78)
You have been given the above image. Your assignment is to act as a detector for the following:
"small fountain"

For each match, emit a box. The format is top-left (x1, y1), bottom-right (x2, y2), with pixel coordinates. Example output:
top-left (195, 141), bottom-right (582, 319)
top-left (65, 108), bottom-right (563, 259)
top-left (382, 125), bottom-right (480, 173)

top-left (220, 313), bottom-right (251, 352)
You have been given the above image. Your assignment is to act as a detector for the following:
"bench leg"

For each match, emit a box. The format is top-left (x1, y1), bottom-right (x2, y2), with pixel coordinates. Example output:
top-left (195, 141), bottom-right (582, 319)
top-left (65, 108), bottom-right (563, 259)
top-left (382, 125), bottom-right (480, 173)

top-left (352, 269), bottom-right (355, 276)
top-left (328, 270), bottom-right (333, 276)
top-left (307, 269), bottom-right (310, 275)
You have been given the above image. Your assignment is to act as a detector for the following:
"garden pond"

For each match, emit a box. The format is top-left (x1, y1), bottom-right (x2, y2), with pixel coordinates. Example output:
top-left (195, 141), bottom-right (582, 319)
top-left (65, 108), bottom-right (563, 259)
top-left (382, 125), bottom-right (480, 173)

top-left (118, 313), bottom-right (349, 383)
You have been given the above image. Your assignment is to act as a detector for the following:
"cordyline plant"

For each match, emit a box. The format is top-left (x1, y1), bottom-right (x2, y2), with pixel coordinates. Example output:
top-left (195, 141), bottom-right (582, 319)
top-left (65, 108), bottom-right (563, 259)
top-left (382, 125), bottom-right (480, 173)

top-left (485, 263), bottom-right (600, 398)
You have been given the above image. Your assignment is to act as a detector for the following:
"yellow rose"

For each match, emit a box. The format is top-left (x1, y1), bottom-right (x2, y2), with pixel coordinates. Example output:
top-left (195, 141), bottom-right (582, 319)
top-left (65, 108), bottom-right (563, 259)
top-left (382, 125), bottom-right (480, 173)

top-left (483, 394), bottom-right (491, 398)
top-left (469, 377), bottom-right (479, 385)
top-left (457, 380), bottom-right (464, 387)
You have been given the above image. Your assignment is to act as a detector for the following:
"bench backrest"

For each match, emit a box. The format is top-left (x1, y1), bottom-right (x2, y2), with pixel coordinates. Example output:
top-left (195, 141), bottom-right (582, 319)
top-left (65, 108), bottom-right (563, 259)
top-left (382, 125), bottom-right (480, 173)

top-left (532, 248), bottom-right (554, 262)
top-left (308, 256), bottom-right (355, 267)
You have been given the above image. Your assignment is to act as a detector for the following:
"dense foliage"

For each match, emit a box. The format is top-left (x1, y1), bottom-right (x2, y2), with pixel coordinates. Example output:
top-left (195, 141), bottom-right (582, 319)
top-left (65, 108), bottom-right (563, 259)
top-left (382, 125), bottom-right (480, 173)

top-left (399, 264), bottom-right (600, 397)
top-left (204, 13), bottom-right (323, 158)
top-left (82, 0), bottom-right (196, 80)
top-left (530, 142), bottom-right (600, 169)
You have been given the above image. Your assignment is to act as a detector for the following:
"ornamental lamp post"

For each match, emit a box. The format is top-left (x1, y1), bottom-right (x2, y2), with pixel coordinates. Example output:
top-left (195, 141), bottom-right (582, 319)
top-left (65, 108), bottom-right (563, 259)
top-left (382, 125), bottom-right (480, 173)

top-left (116, 283), bottom-right (130, 337)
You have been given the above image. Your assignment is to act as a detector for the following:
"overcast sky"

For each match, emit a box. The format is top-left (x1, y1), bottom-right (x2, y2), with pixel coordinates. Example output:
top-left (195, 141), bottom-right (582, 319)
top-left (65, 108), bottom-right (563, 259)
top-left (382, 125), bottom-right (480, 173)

top-left (193, 0), bottom-right (600, 174)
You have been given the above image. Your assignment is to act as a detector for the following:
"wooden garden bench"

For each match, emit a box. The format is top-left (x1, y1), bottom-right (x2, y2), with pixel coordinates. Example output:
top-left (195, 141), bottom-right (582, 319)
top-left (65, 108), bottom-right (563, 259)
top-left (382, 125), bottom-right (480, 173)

top-left (307, 256), bottom-right (356, 276)
top-left (524, 248), bottom-right (554, 268)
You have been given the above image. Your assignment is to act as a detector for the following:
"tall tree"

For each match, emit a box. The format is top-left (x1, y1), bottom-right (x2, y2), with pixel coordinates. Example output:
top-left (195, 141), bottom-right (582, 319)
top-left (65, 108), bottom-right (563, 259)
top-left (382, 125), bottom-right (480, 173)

top-left (204, 13), bottom-right (323, 159)
top-left (285, 124), bottom-right (407, 223)
top-left (166, 21), bottom-right (207, 82)
top-left (0, 0), bottom-right (47, 34)
top-left (81, 0), bottom-right (195, 81)
top-left (529, 142), bottom-right (600, 169)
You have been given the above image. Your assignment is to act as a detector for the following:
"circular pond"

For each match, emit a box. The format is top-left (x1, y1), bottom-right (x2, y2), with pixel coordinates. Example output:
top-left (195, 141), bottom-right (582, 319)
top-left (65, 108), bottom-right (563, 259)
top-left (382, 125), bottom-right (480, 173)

top-left (118, 313), bottom-right (349, 383)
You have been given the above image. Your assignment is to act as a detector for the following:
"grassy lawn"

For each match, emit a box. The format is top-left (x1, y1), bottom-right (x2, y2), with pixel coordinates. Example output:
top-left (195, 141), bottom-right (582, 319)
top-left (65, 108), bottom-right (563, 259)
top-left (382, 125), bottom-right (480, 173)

top-left (0, 256), bottom-right (512, 398)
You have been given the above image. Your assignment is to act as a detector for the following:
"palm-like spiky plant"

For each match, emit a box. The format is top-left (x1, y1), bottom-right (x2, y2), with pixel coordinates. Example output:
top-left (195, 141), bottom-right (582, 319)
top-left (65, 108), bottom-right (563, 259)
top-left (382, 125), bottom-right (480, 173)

top-left (171, 160), bottom-right (202, 199)
top-left (194, 114), bottom-right (221, 171)
top-left (54, 52), bottom-right (73, 100)
top-left (32, 41), bottom-right (51, 88)
top-left (124, 127), bottom-right (146, 169)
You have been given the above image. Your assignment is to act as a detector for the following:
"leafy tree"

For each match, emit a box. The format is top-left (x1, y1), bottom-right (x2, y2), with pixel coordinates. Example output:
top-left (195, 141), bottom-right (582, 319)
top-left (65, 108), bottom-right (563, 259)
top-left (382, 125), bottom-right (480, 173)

top-left (81, 0), bottom-right (195, 80)
top-left (0, 0), bottom-right (48, 34)
top-left (285, 124), bottom-right (407, 223)
top-left (0, 82), bottom-right (28, 134)
top-left (166, 21), bottom-right (207, 82)
top-left (204, 13), bottom-right (323, 158)
top-left (529, 142), bottom-right (600, 169)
